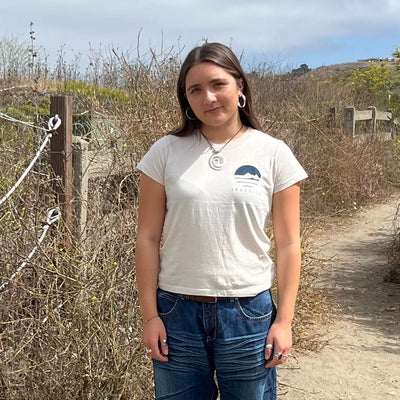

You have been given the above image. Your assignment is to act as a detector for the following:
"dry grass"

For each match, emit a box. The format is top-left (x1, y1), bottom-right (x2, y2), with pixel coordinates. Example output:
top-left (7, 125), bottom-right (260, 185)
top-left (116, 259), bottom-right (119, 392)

top-left (387, 203), bottom-right (400, 283)
top-left (1, 48), bottom-right (400, 399)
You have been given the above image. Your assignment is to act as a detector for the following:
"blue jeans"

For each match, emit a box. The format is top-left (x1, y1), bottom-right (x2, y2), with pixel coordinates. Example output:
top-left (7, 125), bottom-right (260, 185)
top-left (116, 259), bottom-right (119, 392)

top-left (153, 289), bottom-right (277, 400)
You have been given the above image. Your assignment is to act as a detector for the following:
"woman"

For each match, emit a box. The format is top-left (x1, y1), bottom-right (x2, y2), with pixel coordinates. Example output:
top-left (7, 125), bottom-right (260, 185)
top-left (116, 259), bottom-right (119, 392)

top-left (135, 42), bottom-right (307, 399)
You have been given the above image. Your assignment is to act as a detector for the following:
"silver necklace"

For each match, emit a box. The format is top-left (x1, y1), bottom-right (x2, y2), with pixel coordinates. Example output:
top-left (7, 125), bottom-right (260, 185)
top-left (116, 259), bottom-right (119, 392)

top-left (201, 124), bottom-right (243, 170)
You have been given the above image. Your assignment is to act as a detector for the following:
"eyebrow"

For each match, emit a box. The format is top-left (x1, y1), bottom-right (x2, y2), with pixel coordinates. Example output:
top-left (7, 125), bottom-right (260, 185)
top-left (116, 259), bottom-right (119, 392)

top-left (186, 83), bottom-right (200, 92)
top-left (186, 78), bottom-right (229, 92)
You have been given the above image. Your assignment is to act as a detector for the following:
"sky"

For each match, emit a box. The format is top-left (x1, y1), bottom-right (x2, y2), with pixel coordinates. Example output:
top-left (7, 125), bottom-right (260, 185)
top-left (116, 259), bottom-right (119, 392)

top-left (1, 0), bottom-right (399, 72)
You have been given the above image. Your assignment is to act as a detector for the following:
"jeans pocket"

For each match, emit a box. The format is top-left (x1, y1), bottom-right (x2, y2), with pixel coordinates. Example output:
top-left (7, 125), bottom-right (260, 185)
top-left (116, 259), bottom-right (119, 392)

top-left (235, 290), bottom-right (275, 321)
top-left (157, 289), bottom-right (180, 318)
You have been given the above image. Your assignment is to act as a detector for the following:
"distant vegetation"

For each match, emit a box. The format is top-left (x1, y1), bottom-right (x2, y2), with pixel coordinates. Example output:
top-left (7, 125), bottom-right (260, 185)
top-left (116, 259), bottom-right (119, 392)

top-left (0, 30), bottom-right (399, 399)
top-left (291, 63), bottom-right (311, 76)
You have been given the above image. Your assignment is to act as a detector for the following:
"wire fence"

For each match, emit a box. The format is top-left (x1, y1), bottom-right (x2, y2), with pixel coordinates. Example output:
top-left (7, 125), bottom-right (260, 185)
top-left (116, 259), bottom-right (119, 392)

top-left (0, 111), bottom-right (62, 292)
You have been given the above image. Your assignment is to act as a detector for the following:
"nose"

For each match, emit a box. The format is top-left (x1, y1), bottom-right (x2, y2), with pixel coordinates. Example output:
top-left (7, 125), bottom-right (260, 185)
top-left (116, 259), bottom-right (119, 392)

top-left (204, 89), bottom-right (217, 104)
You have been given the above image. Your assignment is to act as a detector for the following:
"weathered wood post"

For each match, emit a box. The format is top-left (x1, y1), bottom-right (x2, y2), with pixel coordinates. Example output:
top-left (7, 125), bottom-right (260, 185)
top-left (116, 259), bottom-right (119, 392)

top-left (344, 106), bottom-right (355, 136)
top-left (388, 110), bottom-right (394, 139)
top-left (328, 106), bottom-right (337, 128)
top-left (368, 106), bottom-right (377, 134)
top-left (50, 95), bottom-right (73, 230)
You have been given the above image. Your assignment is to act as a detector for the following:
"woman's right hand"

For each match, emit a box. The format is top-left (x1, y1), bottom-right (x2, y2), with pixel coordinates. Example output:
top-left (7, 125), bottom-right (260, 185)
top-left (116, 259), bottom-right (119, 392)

top-left (143, 316), bottom-right (169, 362)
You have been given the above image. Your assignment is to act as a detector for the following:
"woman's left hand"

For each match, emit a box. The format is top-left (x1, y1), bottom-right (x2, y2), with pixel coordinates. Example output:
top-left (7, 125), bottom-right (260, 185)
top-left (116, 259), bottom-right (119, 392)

top-left (264, 320), bottom-right (293, 368)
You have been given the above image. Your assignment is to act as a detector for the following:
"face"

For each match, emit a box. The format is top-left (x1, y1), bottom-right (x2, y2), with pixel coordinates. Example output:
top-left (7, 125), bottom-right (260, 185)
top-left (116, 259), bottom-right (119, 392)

top-left (185, 62), bottom-right (243, 130)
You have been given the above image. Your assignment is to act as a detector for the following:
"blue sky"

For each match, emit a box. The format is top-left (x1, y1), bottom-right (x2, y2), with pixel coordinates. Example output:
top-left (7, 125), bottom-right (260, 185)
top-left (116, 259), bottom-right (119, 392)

top-left (1, 0), bottom-right (399, 71)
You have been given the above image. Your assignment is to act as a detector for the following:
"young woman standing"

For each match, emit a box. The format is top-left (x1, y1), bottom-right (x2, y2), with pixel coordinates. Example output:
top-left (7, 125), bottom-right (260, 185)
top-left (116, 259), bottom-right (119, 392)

top-left (135, 42), bottom-right (307, 399)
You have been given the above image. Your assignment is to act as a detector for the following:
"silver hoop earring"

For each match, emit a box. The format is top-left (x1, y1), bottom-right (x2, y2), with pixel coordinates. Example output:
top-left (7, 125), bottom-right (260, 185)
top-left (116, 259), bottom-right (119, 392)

top-left (185, 107), bottom-right (197, 121)
top-left (238, 93), bottom-right (246, 109)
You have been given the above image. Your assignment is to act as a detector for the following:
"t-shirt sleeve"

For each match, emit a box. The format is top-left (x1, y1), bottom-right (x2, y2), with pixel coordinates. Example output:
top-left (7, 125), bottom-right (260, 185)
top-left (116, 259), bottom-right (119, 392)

top-left (136, 138), bottom-right (168, 185)
top-left (273, 140), bottom-right (308, 193)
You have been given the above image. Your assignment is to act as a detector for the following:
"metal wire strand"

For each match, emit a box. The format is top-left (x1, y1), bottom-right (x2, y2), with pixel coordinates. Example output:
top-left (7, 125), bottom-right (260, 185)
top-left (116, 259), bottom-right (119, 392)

top-left (0, 208), bottom-right (60, 292)
top-left (0, 115), bottom-right (61, 207)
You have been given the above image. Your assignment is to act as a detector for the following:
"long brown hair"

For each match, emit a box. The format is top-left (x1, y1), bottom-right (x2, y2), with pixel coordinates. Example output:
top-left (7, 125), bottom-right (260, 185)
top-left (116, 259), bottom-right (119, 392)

top-left (170, 42), bottom-right (262, 136)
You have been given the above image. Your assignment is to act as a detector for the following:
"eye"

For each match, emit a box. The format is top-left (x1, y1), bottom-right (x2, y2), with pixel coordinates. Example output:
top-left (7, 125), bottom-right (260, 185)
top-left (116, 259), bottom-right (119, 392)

top-left (214, 81), bottom-right (225, 87)
top-left (189, 87), bottom-right (200, 95)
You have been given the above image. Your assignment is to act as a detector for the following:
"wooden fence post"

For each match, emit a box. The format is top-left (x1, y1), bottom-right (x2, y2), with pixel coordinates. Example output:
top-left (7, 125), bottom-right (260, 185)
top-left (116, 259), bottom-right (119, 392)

top-left (328, 106), bottom-right (337, 128)
top-left (344, 106), bottom-right (355, 136)
top-left (388, 109), bottom-right (394, 139)
top-left (368, 106), bottom-right (377, 134)
top-left (50, 95), bottom-right (73, 230)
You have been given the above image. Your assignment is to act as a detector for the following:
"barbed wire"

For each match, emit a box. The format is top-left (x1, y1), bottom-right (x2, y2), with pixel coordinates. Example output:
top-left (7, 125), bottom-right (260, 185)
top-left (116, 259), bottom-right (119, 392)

top-left (0, 115), bottom-right (61, 207)
top-left (0, 207), bottom-right (61, 293)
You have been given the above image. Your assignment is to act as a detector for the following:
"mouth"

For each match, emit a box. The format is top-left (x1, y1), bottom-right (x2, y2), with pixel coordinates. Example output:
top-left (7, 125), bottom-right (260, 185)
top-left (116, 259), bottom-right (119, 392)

top-left (206, 107), bottom-right (222, 113)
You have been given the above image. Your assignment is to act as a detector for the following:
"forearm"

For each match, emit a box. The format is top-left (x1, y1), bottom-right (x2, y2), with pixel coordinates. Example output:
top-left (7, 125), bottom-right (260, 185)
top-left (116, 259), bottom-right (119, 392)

top-left (275, 241), bottom-right (301, 325)
top-left (135, 237), bottom-right (161, 320)
top-left (271, 184), bottom-right (302, 326)
top-left (135, 235), bottom-right (169, 362)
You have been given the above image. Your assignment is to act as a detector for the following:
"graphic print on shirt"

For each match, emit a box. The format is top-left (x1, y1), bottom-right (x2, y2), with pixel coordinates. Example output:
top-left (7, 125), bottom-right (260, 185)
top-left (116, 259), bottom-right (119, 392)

top-left (232, 165), bottom-right (263, 196)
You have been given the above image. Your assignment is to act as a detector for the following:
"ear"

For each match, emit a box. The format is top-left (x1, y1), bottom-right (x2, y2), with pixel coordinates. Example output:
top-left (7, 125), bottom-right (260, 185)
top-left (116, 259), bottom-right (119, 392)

top-left (237, 78), bottom-right (244, 94)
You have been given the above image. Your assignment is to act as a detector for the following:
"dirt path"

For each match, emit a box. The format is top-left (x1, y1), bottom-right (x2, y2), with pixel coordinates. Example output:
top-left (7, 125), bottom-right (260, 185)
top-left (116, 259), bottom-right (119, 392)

top-left (278, 194), bottom-right (400, 400)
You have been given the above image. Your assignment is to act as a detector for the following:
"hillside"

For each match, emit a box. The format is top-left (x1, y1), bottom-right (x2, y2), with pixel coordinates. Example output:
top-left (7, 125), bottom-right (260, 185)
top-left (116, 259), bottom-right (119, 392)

top-left (312, 59), bottom-right (398, 75)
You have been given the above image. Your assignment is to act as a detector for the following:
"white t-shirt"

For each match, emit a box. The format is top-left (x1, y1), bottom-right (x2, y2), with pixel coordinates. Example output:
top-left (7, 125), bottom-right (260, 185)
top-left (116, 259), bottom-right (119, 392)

top-left (137, 128), bottom-right (308, 297)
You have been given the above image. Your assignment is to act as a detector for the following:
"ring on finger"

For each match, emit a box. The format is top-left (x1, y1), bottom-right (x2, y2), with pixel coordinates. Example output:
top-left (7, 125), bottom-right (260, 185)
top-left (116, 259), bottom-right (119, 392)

top-left (265, 343), bottom-right (273, 350)
top-left (275, 353), bottom-right (291, 360)
top-left (161, 339), bottom-right (168, 347)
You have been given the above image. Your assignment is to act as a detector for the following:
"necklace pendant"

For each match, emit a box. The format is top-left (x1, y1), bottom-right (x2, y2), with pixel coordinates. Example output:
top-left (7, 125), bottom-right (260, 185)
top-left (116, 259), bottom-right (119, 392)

top-left (201, 124), bottom-right (244, 171)
top-left (209, 153), bottom-right (224, 170)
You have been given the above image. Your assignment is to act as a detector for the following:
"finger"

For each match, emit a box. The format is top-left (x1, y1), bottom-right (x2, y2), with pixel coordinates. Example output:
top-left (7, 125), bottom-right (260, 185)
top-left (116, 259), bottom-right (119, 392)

top-left (145, 343), bottom-right (168, 362)
top-left (265, 359), bottom-right (277, 368)
top-left (265, 347), bottom-right (281, 368)
top-left (265, 353), bottom-right (280, 368)
top-left (265, 351), bottom-right (290, 368)
top-left (264, 342), bottom-right (274, 360)
top-left (147, 347), bottom-right (168, 362)
top-left (160, 338), bottom-right (169, 356)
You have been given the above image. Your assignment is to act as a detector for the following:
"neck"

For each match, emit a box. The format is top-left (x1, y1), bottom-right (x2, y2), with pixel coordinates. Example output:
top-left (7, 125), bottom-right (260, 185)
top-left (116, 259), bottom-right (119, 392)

top-left (201, 120), bottom-right (244, 144)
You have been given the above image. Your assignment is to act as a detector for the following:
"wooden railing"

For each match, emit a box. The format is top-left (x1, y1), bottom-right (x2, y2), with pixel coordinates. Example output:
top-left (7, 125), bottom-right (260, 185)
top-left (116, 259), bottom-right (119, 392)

top-left (344, 106), bottom-right (394, 139)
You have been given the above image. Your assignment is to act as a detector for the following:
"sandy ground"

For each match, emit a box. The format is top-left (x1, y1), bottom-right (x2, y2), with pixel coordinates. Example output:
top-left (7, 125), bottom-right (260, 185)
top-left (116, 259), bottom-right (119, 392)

top-left (278, 194), bottom-right (400, 400)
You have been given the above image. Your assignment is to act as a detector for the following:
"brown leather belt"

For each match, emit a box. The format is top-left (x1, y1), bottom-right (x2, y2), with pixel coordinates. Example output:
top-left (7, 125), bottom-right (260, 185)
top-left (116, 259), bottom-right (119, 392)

top-left (182, 294), bottom-right (229, 303)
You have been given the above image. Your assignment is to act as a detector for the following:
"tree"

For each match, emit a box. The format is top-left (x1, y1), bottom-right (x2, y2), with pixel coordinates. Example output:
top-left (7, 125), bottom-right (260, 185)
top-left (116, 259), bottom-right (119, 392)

top-left (291, 63), bottom-right (311, 77)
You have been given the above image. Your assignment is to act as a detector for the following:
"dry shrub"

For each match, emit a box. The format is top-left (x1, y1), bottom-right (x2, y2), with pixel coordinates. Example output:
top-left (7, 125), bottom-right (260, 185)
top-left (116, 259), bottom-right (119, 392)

top-left (1, 52), bottom-right (400, 399)
top-left (0, 219), bottom-right (154, 399)
top-left (0, 124), bottom-right (154, 398)
top-left (250, 71), bottom-right (400, 218)
top-left (292, 125), bottom-right (399, 217)
top-left (387, 203), bottom-right (400, 283)
top-left (293, 247), bottom-right (336, 351)
top-left (0, 86), bottom-right (158, 399)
